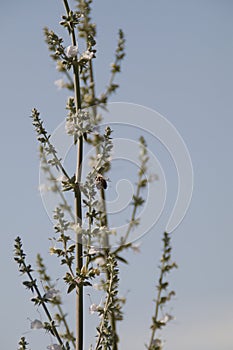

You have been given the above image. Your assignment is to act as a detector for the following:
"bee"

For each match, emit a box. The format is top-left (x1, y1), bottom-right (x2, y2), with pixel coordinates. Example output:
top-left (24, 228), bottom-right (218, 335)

top-left (95, 174), bottom-right (107, 190)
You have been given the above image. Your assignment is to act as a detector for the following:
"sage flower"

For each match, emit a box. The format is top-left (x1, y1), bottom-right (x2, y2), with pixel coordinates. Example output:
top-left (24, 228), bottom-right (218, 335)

top-left (80, 50), bottom-right (94, 60)
top-left (44, 288), bottom-right (60, 299)
top-left (54, 79), bottom-right (66, 90)
top-left (30, 319), bottom-right (43, 329)
top-left (89, 303), bottom-right (99, 314)
top-left (66, 45), bottom-right (78, 58)
top-left (47, 345), bottom-right (62, 350)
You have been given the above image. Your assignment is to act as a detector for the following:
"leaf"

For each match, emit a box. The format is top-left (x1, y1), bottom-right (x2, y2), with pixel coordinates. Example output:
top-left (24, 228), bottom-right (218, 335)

top-left (115, 255), bottom-right (128, 264)
top-left (67, 283), bottom-right (76, 294)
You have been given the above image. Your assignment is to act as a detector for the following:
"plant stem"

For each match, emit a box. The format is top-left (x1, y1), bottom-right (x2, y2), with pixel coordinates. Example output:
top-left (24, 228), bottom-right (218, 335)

top-left (40, 149), bottom-right (75, 221)
top-left (62, 1), bottom-right (83, 350)
top-left (94, 261), bottom-right (114, 350)
top-left (89, 58), bottom-right (119, 349)
top-left (89, 60), bottom-right (109, 233)
top-left (114, 175), bottom-right (142, 256)
top-left (124, 181), bottom-right (141, 243)
top-left (36, 254), bottom-right (75, 348)
top-left (57, 303), bottom-right (76, 348)
top-left (148, 248), bottom-right (166, 349)
top-left (23, 260), bottom-right (65, 349)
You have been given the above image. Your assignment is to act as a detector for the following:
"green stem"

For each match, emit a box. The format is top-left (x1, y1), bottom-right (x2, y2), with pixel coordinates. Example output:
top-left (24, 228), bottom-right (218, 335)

top-left (63, 1), bottom-right (83, 350)
top-left (57, 303), bottom-right (76, 348)
top-left (89, 60), bottom-right (109, 233)
top-left (124, 181), bottom-right (141, 243)
top-left (41, 131), bottom-right (71, 181)
top-left (148, 259), bottom-right (165, 349)
top-left (41, 149), bottom-right (75, 221)
top-left (102, 53), bottom-right (121, 101)
top-left (23, 260), bottom-right (65, 349)
top-left (94, 262), bottom-right (114, 350)
top-left (89, 58), bottom-right (118, 349)
top-left (114, 174), bottom-right (142, 256)
top-left (64, 70), bottom-right (74, 86)
top-left (36, 254), bottom-right (75, 348)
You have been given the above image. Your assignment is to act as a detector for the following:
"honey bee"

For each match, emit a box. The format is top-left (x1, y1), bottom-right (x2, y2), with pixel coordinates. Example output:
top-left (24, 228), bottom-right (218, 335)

top-left (95, 174), bottom-right (107, 190)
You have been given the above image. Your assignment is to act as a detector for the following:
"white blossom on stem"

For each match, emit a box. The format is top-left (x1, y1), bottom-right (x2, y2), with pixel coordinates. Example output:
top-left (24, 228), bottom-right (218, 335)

top-left (44, 288), bottom-right (60, 299)
top-left (89, 301), bottom-right (102, 315)
top-left (30, 319), bottom-right (43, 329)
top-left (66, 45), bottom-right (78, 58)
top-left (54, 79), bottom-right (66, 90)
top-left (80, 50), bottom-right (94, 61)
top-left (47, 344), bottom-right (62, 350)
top-left (65, 110), bottom-right (92, 137)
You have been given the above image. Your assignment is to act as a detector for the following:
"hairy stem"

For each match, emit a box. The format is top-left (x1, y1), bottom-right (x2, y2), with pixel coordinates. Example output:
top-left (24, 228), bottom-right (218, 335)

top-left (24, 260), bottom-right (65, 349)
top-left (57, 303), bottom-right (76, 348)
top-left (114, 173), bottom-right (142, 256)
top-left (148, 261), bottom-right (164, 349)
top-left (89, 55), bottom-right (118, 349)
top-left (89, 60), bottom-right (109, 231)
top-left (94, 261), bottom-right (114, 350)
top-left (63, 1), bottom-right (83, 350)
top-left (36, 254), bottom-right (75, 347)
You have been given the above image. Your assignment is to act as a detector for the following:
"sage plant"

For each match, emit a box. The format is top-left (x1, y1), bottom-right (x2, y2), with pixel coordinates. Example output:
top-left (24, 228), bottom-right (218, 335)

top-left (14, 1), bottom-right (177, 350)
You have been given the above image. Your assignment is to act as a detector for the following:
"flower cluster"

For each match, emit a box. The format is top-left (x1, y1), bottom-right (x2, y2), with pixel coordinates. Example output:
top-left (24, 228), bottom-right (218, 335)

top-left (95, 254), bottom-right (122, 350)
top-left (66, 106), bottom-right (93, 137)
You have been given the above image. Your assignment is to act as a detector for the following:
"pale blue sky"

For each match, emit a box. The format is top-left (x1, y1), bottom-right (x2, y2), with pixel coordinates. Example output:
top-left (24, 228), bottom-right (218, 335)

top-left (1, 1), bottom-right (233, 349)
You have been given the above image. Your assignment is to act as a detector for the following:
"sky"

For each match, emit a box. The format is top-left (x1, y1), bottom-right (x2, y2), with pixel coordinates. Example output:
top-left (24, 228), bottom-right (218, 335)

top-left (1, 0), bottom-right (233, 349)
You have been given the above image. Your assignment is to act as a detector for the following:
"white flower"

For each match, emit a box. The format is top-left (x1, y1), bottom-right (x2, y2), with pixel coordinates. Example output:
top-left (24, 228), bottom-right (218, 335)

top-left (160, 313), bottom-right (173, 325)
top-left (80, 50), bottom-right (94, 60)
top-left (47, 344), bottom-right (62, 350)
top-left (89, 303), bottom-right (99, 314)
top-left (30, 319), bottom-right (43, 329)
top-left (93, 283), bottom-right (103, 291)
top-left (69, 223), bottom-right (83, 234)
top-left (57, 174), bottom-right (68, 183)
top-left (65, 110), bottom-right (92, 137)
top-left (148, 173), bottom-right (159, 182)
top-left (38, 183), bottom-right (50, 193)
top-left (65, 118), bottom-right (76, 135)
top-left (89, 246), bottom-right (99, 255)
top-left (151, 339), bottom-right (162, 348)
top-left (131, 242), bottom-right (141, 253)
top-left (66, 45), bottom-right (78, 58)
top-left (75, 277), bottom-right (82, 285)
top-left (95, 257), bottom-right (105, 266)
top-left (54, 79), bottom-right (66, 90)
top-left (44, 288), bottom-right (60, 299)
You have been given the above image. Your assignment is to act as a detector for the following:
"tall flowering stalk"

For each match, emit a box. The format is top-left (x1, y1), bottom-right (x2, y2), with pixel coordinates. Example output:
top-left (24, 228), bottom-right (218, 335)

top-left (14, 1), bottom-right (178, 350)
